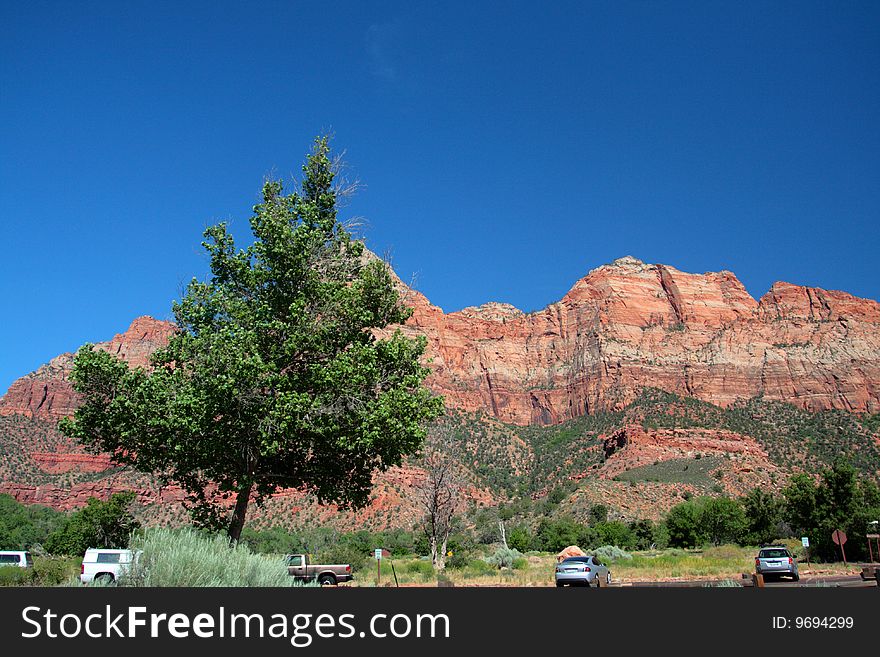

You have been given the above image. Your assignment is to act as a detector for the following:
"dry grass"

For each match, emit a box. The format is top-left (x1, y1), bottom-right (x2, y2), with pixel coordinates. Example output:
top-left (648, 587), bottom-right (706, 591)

top-left (348, 546), bottom-right (857, 587)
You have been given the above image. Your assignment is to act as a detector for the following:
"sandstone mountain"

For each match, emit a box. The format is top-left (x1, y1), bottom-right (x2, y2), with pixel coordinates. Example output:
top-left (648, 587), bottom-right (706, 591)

top-left (399, 256), bottom-right (880, 424)
top-left (1, 256), bottom-right (878, 524)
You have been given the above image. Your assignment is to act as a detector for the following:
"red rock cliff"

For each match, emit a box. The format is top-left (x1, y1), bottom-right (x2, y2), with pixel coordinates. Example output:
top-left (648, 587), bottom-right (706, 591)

top-left (396, 256), bottom-right (880, 424)
top-left (0, 317), bottom-right (176, 421)
top-left (2, 257), bottom-right (878, 427)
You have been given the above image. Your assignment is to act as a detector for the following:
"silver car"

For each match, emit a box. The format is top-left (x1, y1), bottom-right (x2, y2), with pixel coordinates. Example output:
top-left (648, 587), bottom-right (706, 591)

top-left (555, 556), bottom-right (612, 587)
top-left (755, 546), bottom-right (799, 581)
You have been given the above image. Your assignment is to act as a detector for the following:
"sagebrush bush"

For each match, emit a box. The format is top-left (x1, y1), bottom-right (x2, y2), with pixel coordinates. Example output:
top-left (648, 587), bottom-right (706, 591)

top-left (589, 545), bottom-right (633, 563)
top-left (122, 527), bottom-right (312, 587)
top-left (486, 546), bottom-right (524, 569)
top-left (703, 579), bottom-right (742, 587)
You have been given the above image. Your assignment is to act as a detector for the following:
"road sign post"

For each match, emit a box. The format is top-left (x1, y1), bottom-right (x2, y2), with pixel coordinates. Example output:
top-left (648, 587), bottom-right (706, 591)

top-left (374, 548), bottom-right (383, 584)
top-left (801, 537), bottom-right (810, 568)
top-left (831, 529), bottom-right (848, 567)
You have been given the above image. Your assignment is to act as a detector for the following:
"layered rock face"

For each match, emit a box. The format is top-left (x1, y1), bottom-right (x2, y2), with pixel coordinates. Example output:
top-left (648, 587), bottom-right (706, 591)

top-left (598, 425), bottom-right (776, 481)
top-left (1, 257), bottom-right (878, 429)
top-left (0, 255), bottom-right (877, 518)
top-left (398, 257), bottom-right (880, 424)
top-left (0, 316), bottom-right (176, 421)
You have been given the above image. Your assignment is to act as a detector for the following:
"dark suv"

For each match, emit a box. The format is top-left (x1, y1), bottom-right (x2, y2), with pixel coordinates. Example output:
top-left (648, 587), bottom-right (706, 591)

top-left (755, 546), bottom-right (799, 581)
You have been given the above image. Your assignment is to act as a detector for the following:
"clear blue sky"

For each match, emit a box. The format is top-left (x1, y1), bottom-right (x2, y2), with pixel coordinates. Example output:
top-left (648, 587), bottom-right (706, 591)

top-left (1, 1), bottom-right (878, 393)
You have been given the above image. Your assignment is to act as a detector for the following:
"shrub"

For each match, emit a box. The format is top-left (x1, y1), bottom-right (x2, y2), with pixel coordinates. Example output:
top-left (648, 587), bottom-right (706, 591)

top-left (122, 527), bottom-right (310, 587)
top-left (703, 579), bottom-right (742, 587)
top-left (533, 516), bottom-right (590, 552)
top-left (589, 504), bottom-right (609, 524)
top-left (511, 557), bottom-right (529, 570)
top-left (486, 546), bottom-right (523, 569)
top-left (0, 494), bottom-right (66, 550)
top-left (698, 497), bottom-right (747, 546)
top-left (666, 500), bottom-right (703, 548)
top-left (33, 557), bottom-right (79, 585)
top-left (460, 559), bottom-right (496, 578)
top-left (589, 545), bottom-right (632, 563)
top-left (589, 521), bottom-right (636, 550)
top-left (0, 567), bottom-right (33, 586)
top-left (403, 560), bottom-right (435, 577)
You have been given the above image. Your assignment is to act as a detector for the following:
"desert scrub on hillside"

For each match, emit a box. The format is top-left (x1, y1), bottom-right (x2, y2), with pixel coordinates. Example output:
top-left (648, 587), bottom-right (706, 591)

top-left (121, 527), bottom-right (312, 587)
top-left (613, 456), bottom-right (724, 489)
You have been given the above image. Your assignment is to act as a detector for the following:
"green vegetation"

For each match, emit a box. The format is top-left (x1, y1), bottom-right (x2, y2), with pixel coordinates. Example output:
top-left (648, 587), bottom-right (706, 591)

top-left (58, 137), bottom-right (442, 541)
top-left (0, 493), bottom-right (65, 550)
top-left (782, 462), bottom-right (880, 562)
top-left (614, 456), bottom-right (724, 489)
top-left (658, 462), bottom-right (879, 561)
top-left (411, 390), bottom-right (878, 509)
top-left (486, 546), bottom-right (524, 569)
top-left (44, 492), bottom-right (140, 556)
top-left (0, 557), bottom-right (80, 587)
top-left (742, 487), bottom-right (785, 545)
top-left (122, 527), bottom-right (310, 587)
top-left (632, 390), bottom-right (880, 478)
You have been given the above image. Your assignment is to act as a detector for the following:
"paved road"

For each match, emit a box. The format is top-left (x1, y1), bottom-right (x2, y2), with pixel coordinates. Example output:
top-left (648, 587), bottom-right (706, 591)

top-left (763, 574), bottom-right (877, 588)
top-left (621, 574), bottom-right (878, 588)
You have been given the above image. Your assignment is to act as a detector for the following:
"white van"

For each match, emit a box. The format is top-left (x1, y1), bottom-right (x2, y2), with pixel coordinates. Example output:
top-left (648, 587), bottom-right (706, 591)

top-left (0, 551), bottom-right (33, 568)
top-left (80, 548), bottom-right (141, 584)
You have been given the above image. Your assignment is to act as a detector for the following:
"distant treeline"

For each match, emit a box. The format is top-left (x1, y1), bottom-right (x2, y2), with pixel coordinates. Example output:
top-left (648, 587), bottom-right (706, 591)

top-left (3, 463), bottom-right (876, 564)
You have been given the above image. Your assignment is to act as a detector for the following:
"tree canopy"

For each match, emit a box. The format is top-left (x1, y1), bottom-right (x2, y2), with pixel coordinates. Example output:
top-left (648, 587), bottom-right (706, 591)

top-left (60, 137), bottom-right (444, 540)
top-left (44, 492), bottom-right (140, 556)
top-left (782, 462), bottom-right (880, 561)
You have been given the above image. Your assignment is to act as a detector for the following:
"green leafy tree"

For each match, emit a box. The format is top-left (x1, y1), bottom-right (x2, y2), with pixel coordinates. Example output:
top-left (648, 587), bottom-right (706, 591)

top-left (0, 494), bottom-right (66, 550)
top-left (59, 137), bottom-right (443, 541)
top-left (783, 463), bottom-right (880, 561)
top-left (629, 519), bottom-right (662, 550)
top-left (507, 525), bottom-right (532, 553)
top-left (698, 496), bottom-right (747, 546)
top-left (665, 500), bottom-right (703, 548)
top-left (590, 521), bottom-right (636, 549)
top-left (589, 504), bottom-right (609, 524)
top-left (44, 492), bottom-right (140, 556)
top-left (742, 487), bottom-right (784, 545)
top-left (533, 516), bottom-right (589, 552)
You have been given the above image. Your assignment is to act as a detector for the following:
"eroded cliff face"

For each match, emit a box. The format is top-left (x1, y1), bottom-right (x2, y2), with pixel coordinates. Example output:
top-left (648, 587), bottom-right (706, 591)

top-left (397, 256), bottom-right (880, 424)
top-left (0, 317), bottom-right (177, 421)
top-left (1, 256), bottom-right (878, 429)
top-left (0, 255), bottom-right (877, 517)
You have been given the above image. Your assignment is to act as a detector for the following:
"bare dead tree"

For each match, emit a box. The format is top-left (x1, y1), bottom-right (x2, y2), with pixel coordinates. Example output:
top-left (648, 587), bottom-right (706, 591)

top-left (415, 424), bottom-right (462, 570)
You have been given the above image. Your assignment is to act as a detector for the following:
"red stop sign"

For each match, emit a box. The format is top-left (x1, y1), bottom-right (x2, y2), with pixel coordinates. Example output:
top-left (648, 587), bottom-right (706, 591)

top-left (831, 529), bottom-right (847, 546)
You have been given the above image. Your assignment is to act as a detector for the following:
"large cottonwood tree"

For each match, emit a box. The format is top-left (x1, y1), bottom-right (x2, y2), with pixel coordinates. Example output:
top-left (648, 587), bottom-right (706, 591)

top-left (60, 137), bottom-right (443, 541)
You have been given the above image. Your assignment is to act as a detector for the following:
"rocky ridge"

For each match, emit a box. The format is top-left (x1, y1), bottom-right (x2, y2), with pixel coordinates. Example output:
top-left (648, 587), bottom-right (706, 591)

top-left (1, 256), bottom-right (877, 521)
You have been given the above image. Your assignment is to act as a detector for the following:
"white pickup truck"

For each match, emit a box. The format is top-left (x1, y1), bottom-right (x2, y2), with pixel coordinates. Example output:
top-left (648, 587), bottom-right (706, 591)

top-left (80, 548), bottom-right (141, 584)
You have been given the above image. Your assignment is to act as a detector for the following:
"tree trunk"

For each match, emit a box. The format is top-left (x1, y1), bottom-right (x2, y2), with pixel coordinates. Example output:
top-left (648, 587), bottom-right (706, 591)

top-left (227, 483), bottom-right (253, 543)
top-left (438, 536), bottom-right (448, 570)
top-left (430, 535), bottom-right (439, 569)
